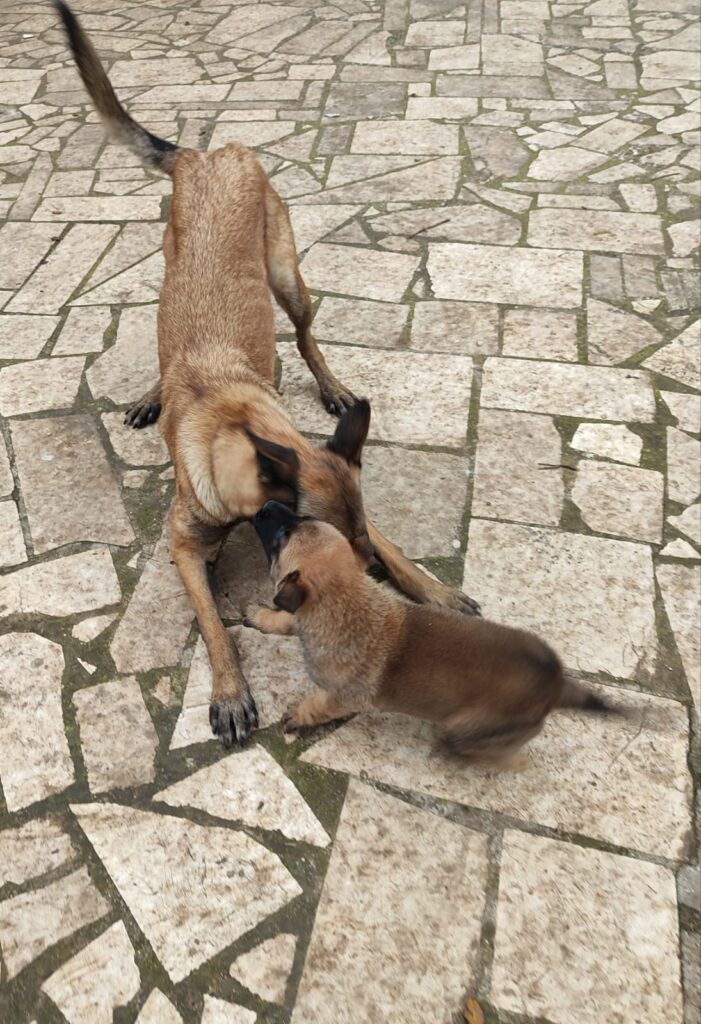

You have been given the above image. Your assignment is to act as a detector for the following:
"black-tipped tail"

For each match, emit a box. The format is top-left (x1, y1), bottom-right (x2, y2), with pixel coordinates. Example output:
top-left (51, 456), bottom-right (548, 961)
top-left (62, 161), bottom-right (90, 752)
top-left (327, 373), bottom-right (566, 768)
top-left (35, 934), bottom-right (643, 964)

top-left (557, 678), bottom-right (624, 716)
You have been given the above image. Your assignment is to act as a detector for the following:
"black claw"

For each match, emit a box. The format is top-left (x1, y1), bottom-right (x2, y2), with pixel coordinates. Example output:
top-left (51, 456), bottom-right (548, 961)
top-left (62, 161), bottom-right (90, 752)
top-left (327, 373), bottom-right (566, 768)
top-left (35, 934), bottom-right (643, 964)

top-left (242, 617), bottom-right (254, 629)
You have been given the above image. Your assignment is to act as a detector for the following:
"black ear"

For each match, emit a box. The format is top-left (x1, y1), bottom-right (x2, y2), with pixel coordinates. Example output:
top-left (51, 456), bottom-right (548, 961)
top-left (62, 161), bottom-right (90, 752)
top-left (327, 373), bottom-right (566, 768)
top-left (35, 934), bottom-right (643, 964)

top-left (273, 570), bottom-right (306, 612)
top-left (327, 399), bottom-right (371, 466)
top-left (247, 429), bottom-right (300, 488)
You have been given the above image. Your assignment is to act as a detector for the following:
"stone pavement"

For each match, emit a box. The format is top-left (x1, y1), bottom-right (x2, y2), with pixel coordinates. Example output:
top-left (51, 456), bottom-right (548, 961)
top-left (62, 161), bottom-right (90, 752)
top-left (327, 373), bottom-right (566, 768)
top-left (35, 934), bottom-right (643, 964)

top-left (0, 0), bottom-right (699, 1021)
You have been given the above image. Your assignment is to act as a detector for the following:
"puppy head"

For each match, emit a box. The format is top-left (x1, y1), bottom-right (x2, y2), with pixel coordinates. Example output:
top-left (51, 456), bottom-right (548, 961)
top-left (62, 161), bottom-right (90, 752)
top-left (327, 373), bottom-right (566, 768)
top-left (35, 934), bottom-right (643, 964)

top-left (253, 501), bottom-right (359, 613)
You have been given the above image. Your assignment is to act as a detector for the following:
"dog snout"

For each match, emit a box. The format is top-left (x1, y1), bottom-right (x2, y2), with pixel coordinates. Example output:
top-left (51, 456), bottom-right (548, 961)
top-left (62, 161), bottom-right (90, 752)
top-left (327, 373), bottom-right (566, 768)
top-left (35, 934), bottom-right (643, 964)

top-left (254, 501), bottom-right (302, 561)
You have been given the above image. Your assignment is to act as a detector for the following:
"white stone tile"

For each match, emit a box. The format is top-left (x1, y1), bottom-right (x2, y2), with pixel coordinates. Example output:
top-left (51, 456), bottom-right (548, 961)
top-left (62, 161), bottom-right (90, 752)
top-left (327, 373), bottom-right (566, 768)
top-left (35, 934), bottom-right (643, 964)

top-left (32, 196), bottom-right (162, 222)
top-left (300, 243), bottom-right (418, 302)
top-left (491, 832), bottom-right (683, 1024)
top-left (316, 156), bottom-right (461, 202)
top-left (372, 203), bottom-right (521, 246)
top-left (644, 321), bottom-right (700, 390)
top-left (201, 997), bottom-right (257, 1024)
top-left (0, 500), bottom-right (27, 568)
top-left (291, 781), bottom-right (488, 1024)
top-left (0, 817), bottom-right (75, 887)
top-left (0, 434), bottom-right (13, 497)
top-left (352, 119), bottom-right (459, 154)
top-left (82, 222), bottom-right (163, 292)
top-left (427, 243), bottom-right (583, 308)
top-left (302, 684), bottom-right (690, 859)
top-left (0, 633), bottom-right (74, 811)
top-left (156, 745), bottom-right (329, 846)
top-left (657, 563), bottom-right (701, 708)
top-left (409, 300), bottom-right (499, 356)
top-left (312, 296), bottom-right (407, 348)
top-left (87, 305), bottom-right (160, 404)
top-left (289, 205), bottom-right (362, 255)
top-left (667, 427), bottom-right (701, 505)
top-left (528, 209), bottom-right (665, 255)
top-left (406, 97), bottom-right (478, 119)
top-left (0, 866), bottom-right (109, 978)
top-left (464, 520), bottom-right (656, 679)
top-left (0, 222), bottom-right (57, 290)
top-left (481, 359), bottom-right (656, 423)
top-left (72, 802), bottom-right (302, 983)
top-left (502, 308), bottom-right (579, 361)
top-left (136, 990), bottom-right (183, 1024)
top-left (44, 170), bottom-right (95, 198)
top-left (110, 57), bottom-right (203, 86)
top-left (230, 933), bottom-right (297, 1005)
top-left (587, 298), bottom-right (662, 365)
top-left (668, 502), bottom-right (701, 548)
top-left (0, 356), bottom-right (84, 417)
top-left (101, 412), bottom-right (170, 466)
top-left (572, 462), bottom-right (664, 542)
top-left (74, 678), bottom-right (159, 793)
top-left (42, 921), bottom-right (140, 1024)
top-left (278, 342), bottom-right (473, 446)
top-left (571, 423), bottom-right (642, 465)
top-left (0, 548), bottom-right (121, 621)
top-left (52, 307), bottom-right (111, 355)
top-left (72, 613), bottom-right (117, 644)
top-left (0, 314), bottom-right (59, 360)
top-left (209, 120), bottom-right (295, 150)
top-left (11, 415), bottom-right (134, 553)
top-left (428, 44), bottom-right (480, 70)
top-left (405, 20), bottom-right (465, 46)
top-left (472, 409), bottom-right (563, 526)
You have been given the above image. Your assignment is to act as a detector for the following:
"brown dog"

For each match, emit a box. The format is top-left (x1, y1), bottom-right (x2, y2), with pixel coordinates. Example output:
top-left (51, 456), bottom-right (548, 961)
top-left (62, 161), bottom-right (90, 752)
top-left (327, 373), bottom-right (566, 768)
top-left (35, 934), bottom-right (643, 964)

top-left (248, 502), bottom-right (619, 765)
top-left (55, 3), bottom-right (479, 748)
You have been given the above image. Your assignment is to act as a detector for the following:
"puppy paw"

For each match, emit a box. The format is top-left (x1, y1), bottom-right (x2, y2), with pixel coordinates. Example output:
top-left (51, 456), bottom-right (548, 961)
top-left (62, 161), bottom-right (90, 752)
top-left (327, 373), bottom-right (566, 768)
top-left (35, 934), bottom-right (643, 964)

top-left (320, 383), bottom-right (358, 417)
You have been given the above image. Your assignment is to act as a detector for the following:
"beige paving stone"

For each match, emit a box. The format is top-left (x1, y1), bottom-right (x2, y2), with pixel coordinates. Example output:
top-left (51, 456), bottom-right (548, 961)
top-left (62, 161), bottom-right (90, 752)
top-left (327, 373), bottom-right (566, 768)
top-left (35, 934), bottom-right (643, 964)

top-left (0, 633), bottom-right (74, 811)
top-left (528, 146), bottom-right (606, 181)
top-left (42, 921), bottom-right (140, 1024)
top-left (586, 298), bottom-right (662, 364)
top-left (641, 50), bottom-right (701, 82)
top-left (427, 243), bottom-right (583, 308)
top-left (52, 306), bottom-right (111, 355)
top-left (668, 427), bottom-right (701, 505)
top-left (0, 817), bottom-right (75, 888)
top-left (657, 563), bottom-right (701, 707)
top-left (668, 503), bottom-right (701, 548)
top-left (464, 520), bottom-right (656, 679)
top-left (0, 501), bottom-right (27, 568)
top-left (0, 314), bottom-right (59, 360)
top-left (84, 222), bottom-right (164, 291)
top-left (109, 57), bottom-right (202, 86)
top-left (288, 205), bottom-right (362, 255)
top-left (315, 156), bottom-right (461, 202)
top-left (0, 434), bottom-right (13, 497)
top-left (472, 410), bottom-right (563, 527)
top-left (371, 203), bottom-right (521, 245)
top-left (6, 224), bottom-right (117, 315)
top-left (228, 80), bottom-right (304, 103)
top-left (209, 120), bottom-right (295, 150)
top-left (0, 866), bottom-right (109, 978)
top-left (410, 300), bottom-right (499, 355)
top-left (136, 990), bottom-right (183, 1024)
top-left (74, 250), bottom-right (164, 306)
top-left (230, 934), bottom-right (297, 1006)
top-left (201, 997), bottom-right (257, 1024)
top-left (0, 356), bottom-right (84, 418)
top-left (72, 613), bottom-right (117, 644)
top-left (571, 423), bottom-right (642, 465)
top-left (0, 70), bottom-right (42, 105)
top-left (352, 119), bottom-right (458, 155)
top-left (87, 305), bottom-right (160, 404)
top-left (300, 243), bottom-right (418, 303)
top-left (572, 461), bottom-right (664, 542)
top-left (406, 96), bottom-right (478, 119)
top-left (291, 781), bottom-right (488, 1024)
top-left (528, 209), bottom-right (666, 255)
top-left (73, 802), bottom-right (302, 983)
top-left (211, 522), bottom-right (273, 621)
top-left (405, 20), bottom-right (465, 45)
top-left (207, 3), bottom-right (301, 44)
top-left (111, 526), bottom-right (194, 674)
top-left (491, 833), bottom-right (684, 1024)
top-left (44, 170), bottom-right (96, 198)
top-left (577, 118), bottom-right (649, 153)
top-left (11, 415), bottom-right (134, 552)
top-left (312, 296), bottom-right (407, 348)
top-left (156, 745), bottom-right (329, 846)
top-left (101, 411), bottom-right (170, 466)
top-left (660, 539), bottom-right (698, 559)
top-left (428, 44), bottom-right (480, 70)
top-left (278, 342), bottom-right (473, 446)
top-left (0, 548), bottom-right (121, 620)
top-left (135, 84), bottom-right (230, 105)
top-left (74, 678), bottom-right (159, 793)
top-left (644, 320), bottom-right (700, 389)
top-left (33, 195), bottom-right (162, 222)
top-left (502, 308), bottom-right (578, 361)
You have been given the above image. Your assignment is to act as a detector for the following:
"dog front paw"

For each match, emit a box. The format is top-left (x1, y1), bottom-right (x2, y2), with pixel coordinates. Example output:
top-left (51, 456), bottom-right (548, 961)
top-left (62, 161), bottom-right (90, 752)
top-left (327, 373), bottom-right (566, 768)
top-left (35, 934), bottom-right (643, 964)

top-left (422, 577), bottom-right (482, 617)
top-left (124, 399), bottom-right (161, 429)
top-left (320, 383), bottom-right (358, 417)
top-left (209, 693), bottom-right (258, 748)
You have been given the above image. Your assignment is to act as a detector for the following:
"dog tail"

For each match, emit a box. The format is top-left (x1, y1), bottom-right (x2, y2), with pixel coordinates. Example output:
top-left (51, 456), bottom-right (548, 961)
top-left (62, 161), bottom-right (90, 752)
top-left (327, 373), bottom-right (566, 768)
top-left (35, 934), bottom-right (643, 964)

top-left (556, 677), bottom-right (624, 716)
top-left (53, 0), bottom-right (180, 173)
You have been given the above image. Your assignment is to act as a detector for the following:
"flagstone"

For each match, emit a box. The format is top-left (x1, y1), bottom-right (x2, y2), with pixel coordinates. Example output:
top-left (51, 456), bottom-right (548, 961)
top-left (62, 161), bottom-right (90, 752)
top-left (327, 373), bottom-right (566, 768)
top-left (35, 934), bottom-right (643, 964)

top-left (75, 251), bottom-right (164, 306)
top-left (586, 298), bottom-right (662, 364)
top-left (352, 119), bottom-right (458, 155)
top-left (571, 423), bottom-right (643, 465)
top-left (406, 96), bottom-right (478, 119)
top-left (668, 503), bottom-right (701, 548)
top-left (657, 563), bottom-right (701, 707)
top-left (409, 300), bottom-right (498, 355)
top-left (312, 296), bottom-right (407, 348)
top-left (136, 990), bottom-right (183, 1024)
top-left (643, 321), bottom-right (700, 389)
top-left (84, 222), bottom-right (164, 291)
top-left (301, 243), bottom-right (418, 302)
top-left (209, 120), bottom-right (295, 150)
top-left (572, 462), bottom-right (664, 542)
top-left (33, 195), bottom-right (162, 222)
top-left (0, 223), bottom-right (60, 291)
top-left (0, 501), bottom-right (27, 568)
top-left (72, 613), bottom-right (117, 644)
top-left (230, 934), bottom-right (297, 1006)
top-left (0, 356), bottom-right (84, 418)
top-left (201, 998), bottom-right (257, 1024)
top-left (52, 306), bottom-right (111, 355)
top-left (0, 314), bottom-right (59, 360)
top-left (207, 4), bottom-right (301, 45)
top-left (0, 548), bottom-right (121, 621)
top-left (528, 209), bottom-right (666, 255)
top-left (502, 308), bottom-right (579, 361)
top-left (316, 155), bottom-right (461, 201)
top-left (667, 427), bottom-right (701, 505)
top-left (101, 411), bottom-right (170, 465)
top-left (0, 817), bottom-right (75, 888)
top-left (87, 304), bottom-right (160, 404)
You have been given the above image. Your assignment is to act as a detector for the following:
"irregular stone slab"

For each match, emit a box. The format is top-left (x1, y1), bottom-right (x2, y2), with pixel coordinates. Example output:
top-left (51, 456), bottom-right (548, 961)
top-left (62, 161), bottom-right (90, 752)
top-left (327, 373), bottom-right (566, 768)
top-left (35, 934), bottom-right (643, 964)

top-left (11, 415), bottom-right (134, 553)
top-left (53, 307), bottom-right (111, 355)
top-left (0, 817), bottom-right (75, 888)
top-left (230, 933), bottom-right (297, 1005)
top-left (300, 243), bottom-right (418, 302)
top-left (74, 250), bottom-right (164, 305)
top-left (466, 126), bottom-right (530, 179)
top-left (72, 802), bottom-right (302, 983)
top-left (101, 412), bottom-right (170, 466)
top-left (0, 314), bottom-right (59, 360)
top-left (110, 57), bottom-right (202, 86)
top-left (72, 613), bottom-right (117, 644)
top-left (6, 224), bottom-right (117, 315)
top-left (0, 633), bottom-right (74, 811)
top-left (668, 503), bottom-right (701, 548)
top-left (644, 321), bottom-right (700, 389)
top-left (84, 222), bottom-right (163, 291)
top-left (406, 97), bottom-right (478, 119)
top-left (302, 686), bottom-right (690, 860)
top-left (136, 990), bottom-right (183, 1024)
top-left (410, 301), bottom-right (499, 355)
top-left (42, 921), bottom-right (140, 1024)
top-left (571, 423), bottom-right (642, 465)
top-left (278, 342), bottom-right (473, 446)
top-left (156, 745), bottom-right (328, 846)
top-left (0, 548), bottom-right (121, 620)
top-left (429, 44), bottom-right (480, 70)
top-left (481, 359), bottom-right (655, 423)
top-left (87, 305), bottom-right (160, 404)
top-left (74, 678), bottom-right (158, 793)
top-left (657, 564), bottom-right (701, 708)
top-left (291, 781), bottom-right (488, 1024)
top-left (0, 222), bottom-right (57, 290)
top-left (212, 522), bottom-right (274, 621)
top-left (464, 520), bottom-right (656, 679)
top-left (0, 501), bottom-right (27, 567)
top-left (427, 243), bottom-right (583, 308)
top-left (502, 308), bottom-right (578, 361)
top-left (33, 196), bottom-right (162, 222)
top-left (312, 296), bottom-right (407, 348)
top-left (288, 205), bottom-right (362, 255)
top-left (361, 446), bottom-right (468, 558)
top-left (472, 410), bottom-right (563, 527)
top-left (111, 526), bottom-right (194, 674)
top-left (528, 210), bottom-right (665, 255)
top-left (586, 298), bottom-right (662, 365)
top-left (370, 204), bottom-right (520, 246)
top-left (207, 3), bottom-right (301, 44)
top-left (660, 539), bottom-right (698, 559)
top-left (325, 81), bottom-right (406, 120)
top-left (572, 462), bottom-right (664, 542)
top-left (667, 427), bottom-right (701, 505)
top-left (352, 119), bottom-right (458, 155)
top-left (312, 156), bottom-right (460, 202)
top-left (170, 628), bottom-right (313, 750)
top-left (0, 434), bottom-right (13, 497)
top-left (641, 50), bottom-right (700, 82)
top-left (0, 866), bottom-right (109, 978)
top-left (528, 146), bottom-right (607, 181)
top-left (201, 997), bottom-right (257, 1024)
top-left (0, 356), bottom-right (84, 417)
top-left (491, 833), bottom-right (683, 1024)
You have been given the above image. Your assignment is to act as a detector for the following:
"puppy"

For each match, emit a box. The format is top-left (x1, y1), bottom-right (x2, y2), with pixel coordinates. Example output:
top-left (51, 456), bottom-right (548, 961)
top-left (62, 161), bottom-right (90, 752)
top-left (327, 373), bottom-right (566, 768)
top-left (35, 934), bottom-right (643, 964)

top-left (54, 4), bottom-right (480, 749)
top-left (247, 502), bottom-right (620, 766)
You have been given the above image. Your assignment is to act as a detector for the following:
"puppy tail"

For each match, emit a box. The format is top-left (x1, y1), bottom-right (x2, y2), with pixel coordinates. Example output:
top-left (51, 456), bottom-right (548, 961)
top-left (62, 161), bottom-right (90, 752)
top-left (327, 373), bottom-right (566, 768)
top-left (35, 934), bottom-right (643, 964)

top-left (556, 677), bottom-right (624, 716)
top-left (53, 1), bottom-right (180, 173)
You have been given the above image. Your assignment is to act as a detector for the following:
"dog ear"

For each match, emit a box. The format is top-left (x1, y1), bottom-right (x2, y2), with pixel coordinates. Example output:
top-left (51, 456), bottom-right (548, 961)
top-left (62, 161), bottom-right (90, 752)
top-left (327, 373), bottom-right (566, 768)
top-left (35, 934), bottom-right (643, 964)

top-left (327, 399), bottom-right (371, 466)
top-left (273, 570), bottom-right (306, 612)
top-left (247, 429), bottom-right (300, 488)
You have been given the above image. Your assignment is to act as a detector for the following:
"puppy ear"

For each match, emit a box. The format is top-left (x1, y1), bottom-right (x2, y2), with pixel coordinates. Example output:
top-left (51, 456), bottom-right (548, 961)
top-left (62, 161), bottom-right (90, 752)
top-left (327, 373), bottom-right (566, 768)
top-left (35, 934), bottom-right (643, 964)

top-left (273, 570), bottom-right (306, 613)
top-left (327, 399), bottom-right (371, 466)
top-left (247, 429), bottom-right (300, 488)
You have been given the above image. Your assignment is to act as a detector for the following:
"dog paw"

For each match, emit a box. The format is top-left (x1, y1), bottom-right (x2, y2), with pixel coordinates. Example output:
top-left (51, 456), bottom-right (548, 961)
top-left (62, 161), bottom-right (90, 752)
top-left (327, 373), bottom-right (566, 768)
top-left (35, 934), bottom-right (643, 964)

top-left (209, 693), bottom-right (259, 748)
top-left (424, 579), bottom-right (482, 617)
top-left (123, 400), bottom-right (161, 429)
top-left (281, 709), bottom-right (303, 734)
top-left (320, 385), bottom-right (357, 417)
